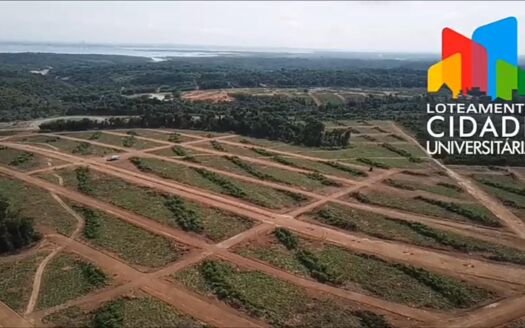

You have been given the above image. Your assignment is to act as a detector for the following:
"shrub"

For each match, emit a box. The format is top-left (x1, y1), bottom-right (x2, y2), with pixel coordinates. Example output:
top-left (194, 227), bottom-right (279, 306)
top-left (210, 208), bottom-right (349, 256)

top-left (192, 167), bottom-right (248, 199)
top-left (316, 209), bottom-right (357, 231)
top-left (436, 182), bottom-right (463, 192)
top-left (74, 206), bottom-right (101, 239)
top-left (225, 156), bottom-right (286, 184)
top-left (8, 152), bottom-right (34, 166)
top-left (88, 132), bottom-right (101, 140)
top-left (129, 157), bottom-right (152, 173)
top-left (75, 166), bottom-right (93, 194)
top-left (0, 196), bottom-right (40, 254)
top-left (210, 140), bottom-right (225, 151)
top-left (79, 262), bottom-right (107, 287)
top-left (250, 147), bottom-right (273, 157)
top-left (305, 172), bottom-right (342, 187)
top-left (382, 143), bottom-right (422, 163)
top-left (273, 228), bottom-right (298, 250)
top-left (383, 179), bottom-right (416, 191)
top-left (72, 142), bottom-right (91, 155)
top-left (168, 133), bottom-right (181, 143)
top-left (475, 178), bottom-right (525, 196)
top-left (122, 135), bottom-right (135, 148)
top-left (164, 196), bottom-right (203, 232)
top-left (295, 249), bottom-right (342, 285)
top-left (354, 311), bottom-right (392, 328)
top-left (414, 195), bottom-right (501, 227)
top-left (171, 146), bottom-right (187, 157)
top-left (323, 161), bottom-right (368, 177)
top-left (93, 300), bottom-right (124, 328)
top-left (356, 158), bottom-right (390, 169)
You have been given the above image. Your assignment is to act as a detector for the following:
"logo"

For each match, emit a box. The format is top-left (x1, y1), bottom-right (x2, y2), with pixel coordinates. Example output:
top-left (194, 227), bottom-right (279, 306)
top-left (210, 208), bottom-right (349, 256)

top-left (428, 17), bottom-right (524, 101)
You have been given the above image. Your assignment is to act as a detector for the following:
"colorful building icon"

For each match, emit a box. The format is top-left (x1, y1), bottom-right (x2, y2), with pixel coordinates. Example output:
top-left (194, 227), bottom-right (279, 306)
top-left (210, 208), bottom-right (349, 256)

top-left (428, 17), bottom-right (525, 100)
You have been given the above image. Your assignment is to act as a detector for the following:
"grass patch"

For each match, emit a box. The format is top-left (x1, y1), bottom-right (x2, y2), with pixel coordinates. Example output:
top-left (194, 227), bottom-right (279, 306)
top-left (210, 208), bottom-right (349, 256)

top-left (323, 161), bottom-right (368, 177)
top-left (309, 204), bottom-right (525, 265)
top-left (74, 205), bottom-right (186, 269)
top-left (0, 252), bottom-right (47, 312)
top-left (351, 190), bottom-right (500, 227)
top-left (174, 260), bottom-right (389, 327)
top-left (43, 294), bottom-right (204, 328)
top-left (381, 143), bottom-right (422, 163)
top-left (129, 157), bottom-right (310, 209)
top-left (237, 230), bottom-right (493, 310)
top-left (356, 158), bottom-right (390, 169)
top-left (49, 168), bottom-right (254, 241)
top-left (0, 175), bottom-right (77, 235)
top-left (37, 253), bottom-right (108, 310)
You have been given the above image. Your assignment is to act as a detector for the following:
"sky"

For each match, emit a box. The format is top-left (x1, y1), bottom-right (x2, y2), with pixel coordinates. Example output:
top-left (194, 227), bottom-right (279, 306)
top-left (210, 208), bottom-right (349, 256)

top-left (1, 1), bottom-right (525, 53)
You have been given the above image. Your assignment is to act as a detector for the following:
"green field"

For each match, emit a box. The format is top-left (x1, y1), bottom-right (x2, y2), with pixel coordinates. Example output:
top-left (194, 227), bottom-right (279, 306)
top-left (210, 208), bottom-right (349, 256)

top-left (43, 293), bottom-right (205, 328)
top-left (124, 129), bottom-right (198, 143)
top-left (17, 135), bottom-right (121, 157)
top-left (235, 229), bottom-right (494, 310)
top-left (128, 157), bottom-right (313, 208)
top-left (350, 189), bottom-right (501, 227)
top-left (173, 260), bottom-right (397, 327)
top-left (39, 167), bottom-right (254, 242)
top-left (37, 253), bottom-right (108, 310)
top-left (382, 176), bottom-right (465, 198)
top-left (0, 147), bottom-right (64, 171)
top-left (73, 205), bottom-right (188, 269)
top-left (0, 175), bottom-right (78, 235)
top-left (62, 132), bottom-right (163, 150)
top-left (0, 252), bottom-right (48, 312)
top-left (306, 204), bottom-right (525, 265)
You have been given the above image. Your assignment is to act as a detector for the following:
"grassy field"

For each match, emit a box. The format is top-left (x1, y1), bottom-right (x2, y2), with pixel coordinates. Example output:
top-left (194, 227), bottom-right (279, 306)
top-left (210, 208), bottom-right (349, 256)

top-left (62, 132), bottom-right (163, 149)
top-left (0, 147), bottom-right (64, 171)
top-left (471, 173), bottom-right (525, 221)
top-left (17, 135), bottom-right (121, 157)
top-left (0, 175), bottom-right (78, 235)
top-left (72, 205), bottom-right (188, 269)
top-left (312, 92), bottom-right (345, 106)
top-left (127, 157), bottom-right (313, 208)
top-left (43, 293), bottom-right (205, 328)
top-left (37, 253), bottom-right (109, 310)
top-left (173, 260), bottom-right (397, 327)
top-left (0, 252), bottom-right (48, 312)
top-left (40, 167), bottom-right (254, 242)
top-left (306, 204), bottom-right (525, 265)
top-left (226, 137), bottom-right (425, 161)
top-left (235, 229), bottom-right (494, 310)
top-left (350, 189), bottom-right (501, 227)
top-left (382, 176), bottom-right (466, 199)
top-left (124, 129), bottom-right (198, 143)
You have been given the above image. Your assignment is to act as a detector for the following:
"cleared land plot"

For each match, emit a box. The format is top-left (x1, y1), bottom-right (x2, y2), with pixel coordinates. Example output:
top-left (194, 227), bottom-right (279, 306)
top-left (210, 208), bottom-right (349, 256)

top-left (43, 292), bottom-right (205, 328)
top-left (351, 134), bottom-right (407, 143)
top-left (37, 253), bottom-right (109, 310)
top-left (38, 167), bottom-right (254, 242)
top-left (0, 251), bottom-right (48, 312)
top-left (72, 204), bottom-right (189, 270)
top-left (382, 175), bottom-right (466, 199)
top-left (15, 135), bottom-right (122, 157)
top-left (304, 203), bottom-right (525, 265)
top-left (225, 137), bottom-right (426, 160)
top-left (0, 147), bottom-right (65, 172)
top-left (471, 173), bottom-right (525, 222)
top-left (124, 157), bottom-right (314, 208)
top-left (173, 259), bottom-right (407, 327)
top-left (0, 175), bottom-right (78, 235)
top-left (123, 129), bottom-right (197, 143)
top-left (348, 188), bottom-right (502, 228)
top-left (235, 229), bottom-right (495, 310)
top-left (193, 142), bottom-right (370, 179)
top-left (61, 132), bottom-right (163, 150)
top-left (148, 145), bottom-right (205, 158)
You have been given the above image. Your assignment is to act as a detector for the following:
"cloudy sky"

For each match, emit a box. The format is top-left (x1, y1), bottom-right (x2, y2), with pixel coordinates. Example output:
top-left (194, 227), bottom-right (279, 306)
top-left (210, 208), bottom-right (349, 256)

top-left (1, 1), bottom-right (524, 53)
